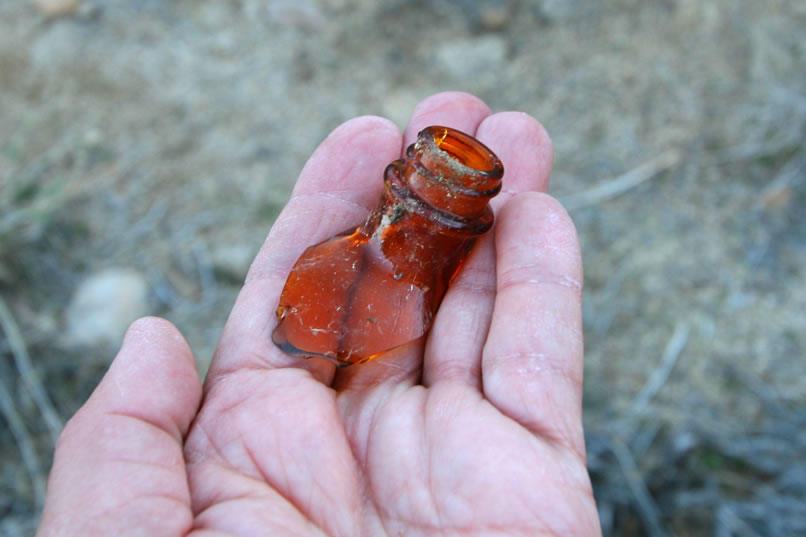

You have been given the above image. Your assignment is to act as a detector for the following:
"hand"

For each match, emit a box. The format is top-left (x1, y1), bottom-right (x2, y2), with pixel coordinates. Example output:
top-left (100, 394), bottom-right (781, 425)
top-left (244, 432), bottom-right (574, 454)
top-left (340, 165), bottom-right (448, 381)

top-left (37, 92), bottom-right (601, 536)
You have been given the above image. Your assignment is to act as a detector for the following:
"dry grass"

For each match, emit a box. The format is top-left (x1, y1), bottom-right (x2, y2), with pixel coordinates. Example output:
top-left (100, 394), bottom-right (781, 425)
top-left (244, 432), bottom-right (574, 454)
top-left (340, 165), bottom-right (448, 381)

top-left (1, 0), bottom-right (804, 535)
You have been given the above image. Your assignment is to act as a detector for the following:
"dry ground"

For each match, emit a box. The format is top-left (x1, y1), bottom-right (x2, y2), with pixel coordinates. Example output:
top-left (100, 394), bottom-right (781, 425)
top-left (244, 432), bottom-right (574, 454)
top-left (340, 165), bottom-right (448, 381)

top-left (1, 0), bottom-right (805, 535)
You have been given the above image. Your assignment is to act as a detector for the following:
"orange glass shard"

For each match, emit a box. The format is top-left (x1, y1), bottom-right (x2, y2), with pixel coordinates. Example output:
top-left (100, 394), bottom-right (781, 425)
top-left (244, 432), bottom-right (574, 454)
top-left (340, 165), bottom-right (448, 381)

top-left (272, 126), bottom-right (504, 366)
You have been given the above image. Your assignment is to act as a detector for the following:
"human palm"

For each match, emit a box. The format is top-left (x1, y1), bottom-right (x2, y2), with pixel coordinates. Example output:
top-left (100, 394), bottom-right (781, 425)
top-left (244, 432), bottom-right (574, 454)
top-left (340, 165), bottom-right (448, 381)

top-left (37, 93), bottom-right (600, 536)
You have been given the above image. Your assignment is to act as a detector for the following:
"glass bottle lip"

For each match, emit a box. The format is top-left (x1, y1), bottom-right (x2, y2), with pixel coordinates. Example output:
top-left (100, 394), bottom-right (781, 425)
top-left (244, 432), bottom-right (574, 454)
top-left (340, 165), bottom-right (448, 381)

top-left (417, 125), bottom-right (504, 180)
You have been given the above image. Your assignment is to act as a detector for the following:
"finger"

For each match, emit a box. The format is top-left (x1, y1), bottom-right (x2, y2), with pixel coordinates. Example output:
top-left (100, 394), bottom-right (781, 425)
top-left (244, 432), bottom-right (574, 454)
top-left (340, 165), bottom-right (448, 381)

top-left (402, 90), bottom-right (492, 148)
top-left (333, 92), bottom-right (492, 392)
top-left (482, 193), bottom-right (586, 456)
top-left (480, 111), bottom-right (554, 212)
top-left (206, 117), bottom-right (402, 386)
top-left (422, 113), bottom-right (553, 388)
top-left (37, 317), bottom-right (202, 537)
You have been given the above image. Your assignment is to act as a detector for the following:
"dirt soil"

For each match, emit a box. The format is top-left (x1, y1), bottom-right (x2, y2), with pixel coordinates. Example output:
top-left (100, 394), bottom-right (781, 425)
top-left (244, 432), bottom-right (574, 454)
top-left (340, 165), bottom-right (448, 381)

top-left (1, 0), bottom-right (805, 535)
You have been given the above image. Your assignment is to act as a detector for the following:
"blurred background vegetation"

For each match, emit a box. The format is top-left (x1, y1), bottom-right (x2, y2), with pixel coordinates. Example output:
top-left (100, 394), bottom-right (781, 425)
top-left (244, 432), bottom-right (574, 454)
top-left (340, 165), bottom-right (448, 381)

top-left (1, 0), bottom-right (804, 535)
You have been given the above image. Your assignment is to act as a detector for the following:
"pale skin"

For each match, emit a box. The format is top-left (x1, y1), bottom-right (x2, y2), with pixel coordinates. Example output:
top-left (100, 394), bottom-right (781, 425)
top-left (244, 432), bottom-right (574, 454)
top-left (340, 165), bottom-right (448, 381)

top-left (36, 92), bottom-right (601, 537)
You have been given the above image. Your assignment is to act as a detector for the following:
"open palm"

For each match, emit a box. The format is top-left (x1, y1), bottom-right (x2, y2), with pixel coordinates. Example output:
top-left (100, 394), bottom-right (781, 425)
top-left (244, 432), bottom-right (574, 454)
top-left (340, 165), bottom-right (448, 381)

top-left (37, 93), bottom-right (600, 537)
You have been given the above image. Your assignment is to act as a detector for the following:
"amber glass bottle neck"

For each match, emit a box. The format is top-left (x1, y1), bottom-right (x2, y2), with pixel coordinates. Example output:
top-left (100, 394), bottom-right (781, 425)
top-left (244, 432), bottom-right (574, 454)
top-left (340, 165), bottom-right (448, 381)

top-left (390, 126), bottom-right (504, 220)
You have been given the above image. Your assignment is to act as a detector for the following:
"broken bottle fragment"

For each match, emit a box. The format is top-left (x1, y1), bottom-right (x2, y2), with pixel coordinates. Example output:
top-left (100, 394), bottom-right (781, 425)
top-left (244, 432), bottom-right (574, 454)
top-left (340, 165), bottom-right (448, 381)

top-left (272, 126), bottom-right (504, 366)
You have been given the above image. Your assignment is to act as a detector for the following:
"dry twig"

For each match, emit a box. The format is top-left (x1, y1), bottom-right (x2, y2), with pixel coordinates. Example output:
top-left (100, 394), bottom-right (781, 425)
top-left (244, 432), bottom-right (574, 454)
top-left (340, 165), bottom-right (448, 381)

top-left (630, 322), bottom-right (690, 416)
top-left (1, 515), bottom-right (30, 537)
top-left (716, 505), bottom-right (764, 537)
top-left (0, 296), bottom-right (62, 444)
top-left (0, 374), bottom-right (46, 511)
top-left (562, 150), bottom-right (681, 210)
top-left (611, 439), bottom-right (673, 537)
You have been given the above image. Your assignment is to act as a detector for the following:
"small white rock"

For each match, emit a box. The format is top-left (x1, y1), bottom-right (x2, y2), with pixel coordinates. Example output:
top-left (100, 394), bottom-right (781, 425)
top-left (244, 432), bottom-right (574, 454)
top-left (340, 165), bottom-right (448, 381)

top-left (433, 36), bottom-right (507, 80)
top-left (538, 0), bottom-right (590, 22)
top-left (266, 0), bottom-right (324, 28)
top-left (478, 4), bottom-right (512, 32)
top-left (32, 0), bottom-right (81, 18)
top-left (210, 244), bottom-right (255, 282)
top-left (64, 268), bottom-right (150, 348)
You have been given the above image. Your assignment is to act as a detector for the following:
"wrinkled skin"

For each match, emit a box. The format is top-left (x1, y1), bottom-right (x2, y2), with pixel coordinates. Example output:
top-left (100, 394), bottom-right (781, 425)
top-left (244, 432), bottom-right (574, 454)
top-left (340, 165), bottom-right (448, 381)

top-left (37, 92), bottom-right (601, 537)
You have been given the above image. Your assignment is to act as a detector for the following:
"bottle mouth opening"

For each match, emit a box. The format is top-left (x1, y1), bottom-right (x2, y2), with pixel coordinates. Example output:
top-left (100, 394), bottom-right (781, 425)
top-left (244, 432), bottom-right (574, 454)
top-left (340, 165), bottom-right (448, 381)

top-left (426, 126), bottom-right (503, 177)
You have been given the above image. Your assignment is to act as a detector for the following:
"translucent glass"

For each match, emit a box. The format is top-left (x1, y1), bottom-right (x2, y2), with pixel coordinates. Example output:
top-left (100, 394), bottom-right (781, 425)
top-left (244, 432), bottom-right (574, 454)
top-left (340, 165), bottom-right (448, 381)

top-left (272, 126), bottom-right (504, 366)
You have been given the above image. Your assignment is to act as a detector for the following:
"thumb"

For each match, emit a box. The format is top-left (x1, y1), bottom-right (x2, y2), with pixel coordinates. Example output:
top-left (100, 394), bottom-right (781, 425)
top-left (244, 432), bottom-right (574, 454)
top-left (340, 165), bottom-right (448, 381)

top-left (37, 317), bottom-right (202, 537)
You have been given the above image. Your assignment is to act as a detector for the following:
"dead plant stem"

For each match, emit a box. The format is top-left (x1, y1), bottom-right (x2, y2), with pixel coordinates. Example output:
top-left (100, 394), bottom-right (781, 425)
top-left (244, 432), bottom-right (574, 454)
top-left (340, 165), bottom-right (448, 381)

top-left (0, 296), bottom-right (62, 444)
